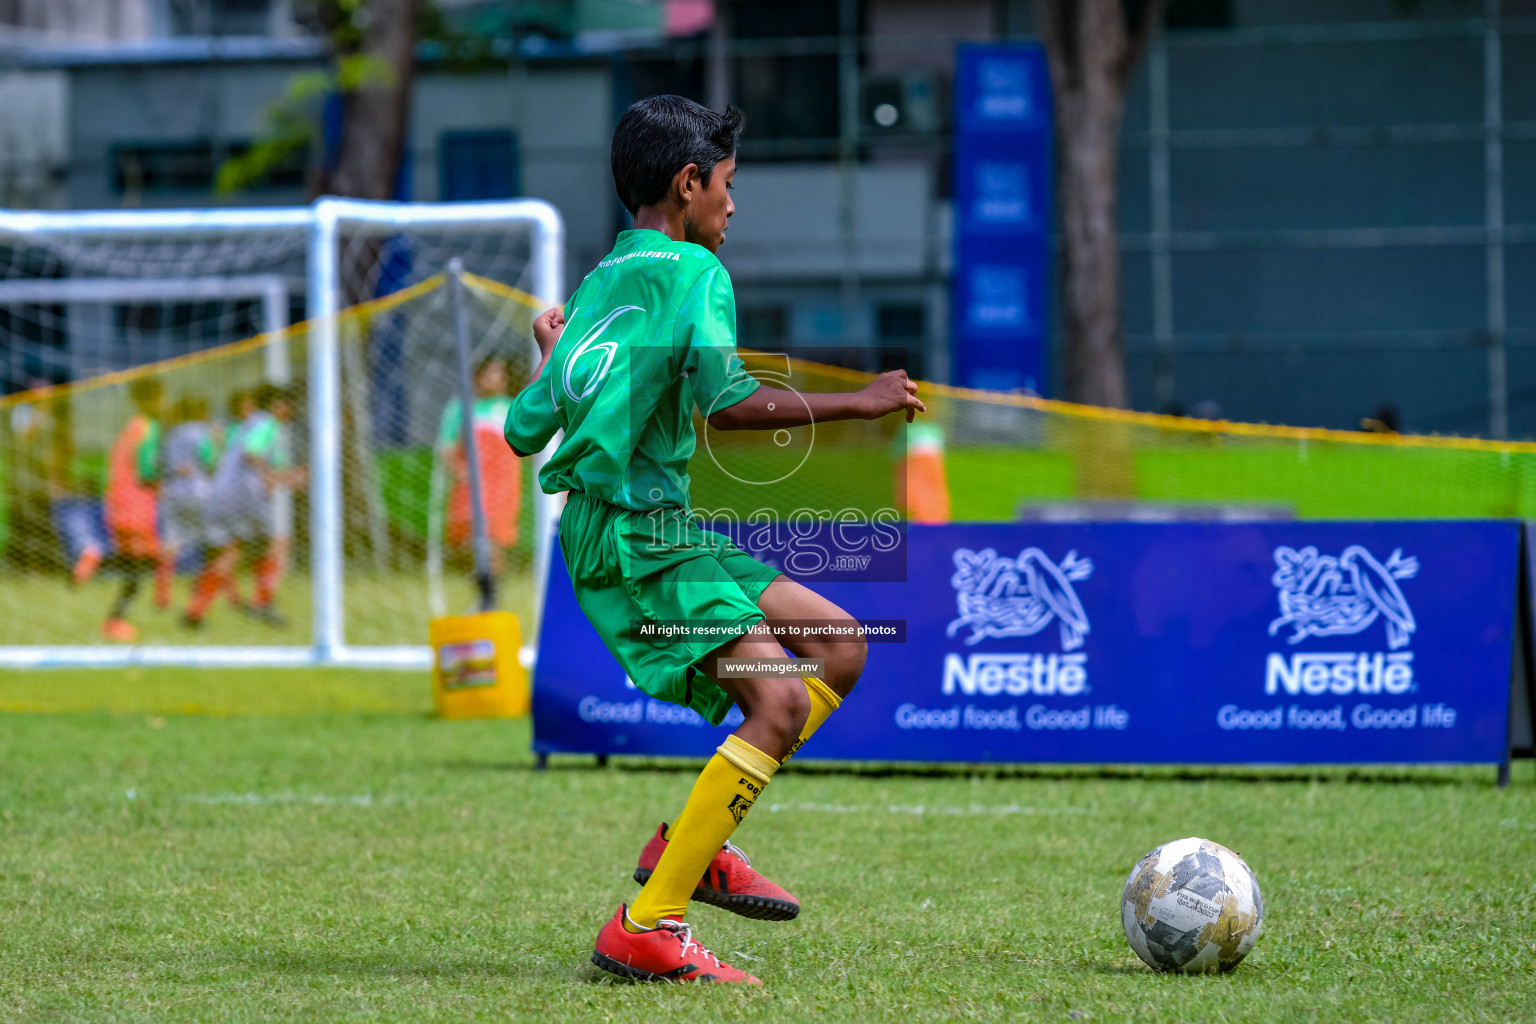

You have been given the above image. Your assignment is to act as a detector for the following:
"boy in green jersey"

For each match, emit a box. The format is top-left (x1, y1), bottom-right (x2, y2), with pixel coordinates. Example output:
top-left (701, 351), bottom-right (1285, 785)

top-left (507, 95), bottom-right (924, 984)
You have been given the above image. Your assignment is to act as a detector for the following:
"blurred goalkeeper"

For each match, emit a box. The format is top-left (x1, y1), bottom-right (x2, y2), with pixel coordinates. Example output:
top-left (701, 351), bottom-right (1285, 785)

top-left (184, 383), bottom-right (306, 629)
top-left (506, 96), bottom-right (923, 985)
top-left (158, 394), bottom-right (217, 599)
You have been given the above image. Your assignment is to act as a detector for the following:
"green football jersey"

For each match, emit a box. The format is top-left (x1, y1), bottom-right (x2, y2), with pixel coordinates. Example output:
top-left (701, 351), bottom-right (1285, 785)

top-left (438, 396), bottom-right (514, 449)
top-left (504, 228), bottom-right (760, 512)
top-left (136, 419), bottom-right (162, 485)
top-left (241, 413), bottom-right (291, 470)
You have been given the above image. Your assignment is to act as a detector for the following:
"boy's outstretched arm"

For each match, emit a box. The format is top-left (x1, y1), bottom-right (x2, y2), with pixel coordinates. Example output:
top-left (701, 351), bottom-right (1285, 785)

top-left (706, 369), bottom-right (925, 430)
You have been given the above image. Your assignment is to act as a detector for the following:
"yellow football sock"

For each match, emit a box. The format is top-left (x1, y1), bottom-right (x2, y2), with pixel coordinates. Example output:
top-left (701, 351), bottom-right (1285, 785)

top-left (627, 734), bottom-right (779, 930)
top-left (782, 676), bottom-right (843, 764)
top-left (659, 679), bottom-right (839, 841)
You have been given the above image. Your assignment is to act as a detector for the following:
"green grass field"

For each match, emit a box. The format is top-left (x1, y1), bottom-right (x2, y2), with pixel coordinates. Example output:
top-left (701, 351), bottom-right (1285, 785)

top-left (2, 672), bottom-right (1534, 1023)
top-left (0, 569), bottom-right (536, 652)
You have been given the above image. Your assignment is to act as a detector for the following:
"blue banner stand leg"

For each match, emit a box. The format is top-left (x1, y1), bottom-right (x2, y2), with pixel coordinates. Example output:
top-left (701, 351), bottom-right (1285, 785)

top-left (535, 752), bottom-right (548, 771)
top-left (1505, 526), bottom-right (1536, 788)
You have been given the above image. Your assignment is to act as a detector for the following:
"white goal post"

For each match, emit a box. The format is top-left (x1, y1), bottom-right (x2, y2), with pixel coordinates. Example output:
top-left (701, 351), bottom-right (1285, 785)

top-left (0, 197), bottom-right (564, 670)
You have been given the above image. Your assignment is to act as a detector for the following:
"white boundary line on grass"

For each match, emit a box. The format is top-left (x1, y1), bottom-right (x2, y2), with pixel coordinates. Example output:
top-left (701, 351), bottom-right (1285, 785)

top-left (766, 802), bottom-right (1094, 816)
top-left (179, 792), bottom-right (405, 806)
top-left (0, 644), bottom-right (538, 670)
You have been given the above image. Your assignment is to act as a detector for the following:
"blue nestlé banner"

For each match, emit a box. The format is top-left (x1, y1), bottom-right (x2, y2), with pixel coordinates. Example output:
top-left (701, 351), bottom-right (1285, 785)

top-left (951, 44), bottom-right (1053, 394)
top-left (532, 522), bottom-right (1518, 765)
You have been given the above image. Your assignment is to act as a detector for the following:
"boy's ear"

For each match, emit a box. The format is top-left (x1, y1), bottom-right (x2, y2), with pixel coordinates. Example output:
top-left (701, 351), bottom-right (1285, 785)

top-left (670, 162), bottom-right (702, 207)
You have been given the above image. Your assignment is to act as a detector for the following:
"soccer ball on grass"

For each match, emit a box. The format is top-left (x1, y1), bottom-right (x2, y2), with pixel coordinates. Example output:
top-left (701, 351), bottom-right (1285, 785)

top-left (1120, 836), bottom-right (1263, 973)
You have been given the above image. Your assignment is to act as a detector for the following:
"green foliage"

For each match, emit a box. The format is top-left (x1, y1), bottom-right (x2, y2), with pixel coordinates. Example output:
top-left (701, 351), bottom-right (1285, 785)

top-left (418, 1), bottom-right (513, 73)
top-left (221, 0), bottom-right (616, 195)
top-left (0, 709), bottom-right (1533, 1021)
top-left (313, 0), bottom-right (368, 52)
top-left (216, 54), bottom-right (398, 196)
top-left (217, 0), bottom-right (403, 198)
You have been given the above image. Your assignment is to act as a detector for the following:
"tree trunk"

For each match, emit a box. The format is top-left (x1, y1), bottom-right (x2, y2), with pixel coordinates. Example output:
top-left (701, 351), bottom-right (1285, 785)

top-left (1057, 72), bottom-right (1128, 408)
top-left (309, 0), bottom-right (419, 565)
top-left (1035, 0), bottom-right (1168, 409)
top-left (310, 0), bottom-right (419, 309)
top-left (318, 0), bottom-right (419, 203)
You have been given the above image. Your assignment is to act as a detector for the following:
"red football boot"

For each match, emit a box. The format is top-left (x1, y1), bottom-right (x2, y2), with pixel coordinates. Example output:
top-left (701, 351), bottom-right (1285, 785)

top-left (591, 905), bottom-right (761, 984)
top-left (634, 823), bottom-right (800, 921)
top-left (72, 546), bottom-right (103, 586)
top-left (101, 617), bottom-right (137, 643)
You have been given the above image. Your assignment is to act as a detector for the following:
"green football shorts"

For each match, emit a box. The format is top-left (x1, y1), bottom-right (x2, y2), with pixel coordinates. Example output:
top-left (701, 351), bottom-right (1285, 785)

top-left (557, 491), bottom-right (782, 726)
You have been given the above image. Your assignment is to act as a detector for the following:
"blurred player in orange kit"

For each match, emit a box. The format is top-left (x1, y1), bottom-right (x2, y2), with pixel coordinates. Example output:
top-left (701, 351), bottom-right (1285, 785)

top-left (438, 356), bottom-right (521, 576)
top-left (100, 377), bottom-right (165, 642)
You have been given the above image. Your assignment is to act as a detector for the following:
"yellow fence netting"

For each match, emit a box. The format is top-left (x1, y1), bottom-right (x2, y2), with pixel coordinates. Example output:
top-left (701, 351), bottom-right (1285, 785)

top-left (4, 274), bottom-right (1535, 712)
top-left (0, 275), bottom-right (542, 655)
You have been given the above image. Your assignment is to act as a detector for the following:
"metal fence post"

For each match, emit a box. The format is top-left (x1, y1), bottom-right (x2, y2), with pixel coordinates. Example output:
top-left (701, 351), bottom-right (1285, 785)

top-left (1485, 0), bottom-right (1507, 440)
top-left (1149, 30), bottom-right (1175, 413)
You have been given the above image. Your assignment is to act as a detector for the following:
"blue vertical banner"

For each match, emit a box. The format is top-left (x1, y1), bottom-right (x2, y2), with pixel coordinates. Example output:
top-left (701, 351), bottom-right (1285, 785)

top-left (951, 44), bottom-right (1053, 394)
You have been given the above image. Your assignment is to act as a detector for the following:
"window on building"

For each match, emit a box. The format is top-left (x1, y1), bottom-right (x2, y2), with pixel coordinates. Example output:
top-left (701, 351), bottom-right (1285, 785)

top-left (616, 1), bottom-right (847, 161)
top-left (877, 301), bottom-right (927, 378)
top-left (172, 0), bottom-right (274, 35)
top-left (115, 299), bottom-right (262, 354)
top-left (626, 54), bottom-right (707, 106)
top-left (0, 313), bottom-right (65, 391)
top-left (732, 0), bottom-right (838, 38)
top-left (877, 302), bottom-right (925, 340)
top-left (1154, 0), bottom-right (1233, 30)
top-left (739, 305), bottom-right (787, 347)
top-left (111, 140), bottom-right (305, 195)
top-left (728, 0), bottom-right (844, 160)
top-left (863, 71), bottom-right (946, 137)
top-left (734, 55), bottom-right (840, 157)
top-left (439, 130), bottom-right (520, 201)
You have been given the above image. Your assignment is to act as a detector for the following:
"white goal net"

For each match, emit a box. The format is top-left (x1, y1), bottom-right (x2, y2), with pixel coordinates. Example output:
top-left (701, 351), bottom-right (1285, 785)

top-left (0, 199), bottom-right (563, 668)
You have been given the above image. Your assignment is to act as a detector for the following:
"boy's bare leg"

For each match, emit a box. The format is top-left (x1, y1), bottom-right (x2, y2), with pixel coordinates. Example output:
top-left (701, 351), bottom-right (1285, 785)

top-left (699, 622), bottom-right (812, 760)
top-left (154, 546), bottom-right (176, 608)
top-left (754, 577), bottom-right (868, 699)
top-left (625, 624), bottom-right (808, 930)
top-left (740, 577), bottom-right (869, 762)
top-left (103, 554), bottom-right (156, 641)
top-left (628, 583), bottom-right (872, 929)
top-left (253, 536), bottom-right (289, 610)
top-left (185, 544), bottom-right (240, 624)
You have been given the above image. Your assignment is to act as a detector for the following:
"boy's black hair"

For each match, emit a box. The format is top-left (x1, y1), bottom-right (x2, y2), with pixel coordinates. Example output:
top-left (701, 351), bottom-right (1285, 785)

top-left (611, 95), bottom-right (743, 215)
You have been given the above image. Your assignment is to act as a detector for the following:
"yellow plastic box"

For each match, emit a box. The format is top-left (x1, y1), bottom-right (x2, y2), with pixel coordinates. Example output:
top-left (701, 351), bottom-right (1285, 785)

top-left (428, 611), bottom-right (529, 719)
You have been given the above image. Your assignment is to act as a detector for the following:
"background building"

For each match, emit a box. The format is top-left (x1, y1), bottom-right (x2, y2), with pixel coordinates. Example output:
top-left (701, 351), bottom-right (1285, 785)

top-left (0, 0), bottom-right (1532, 436)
